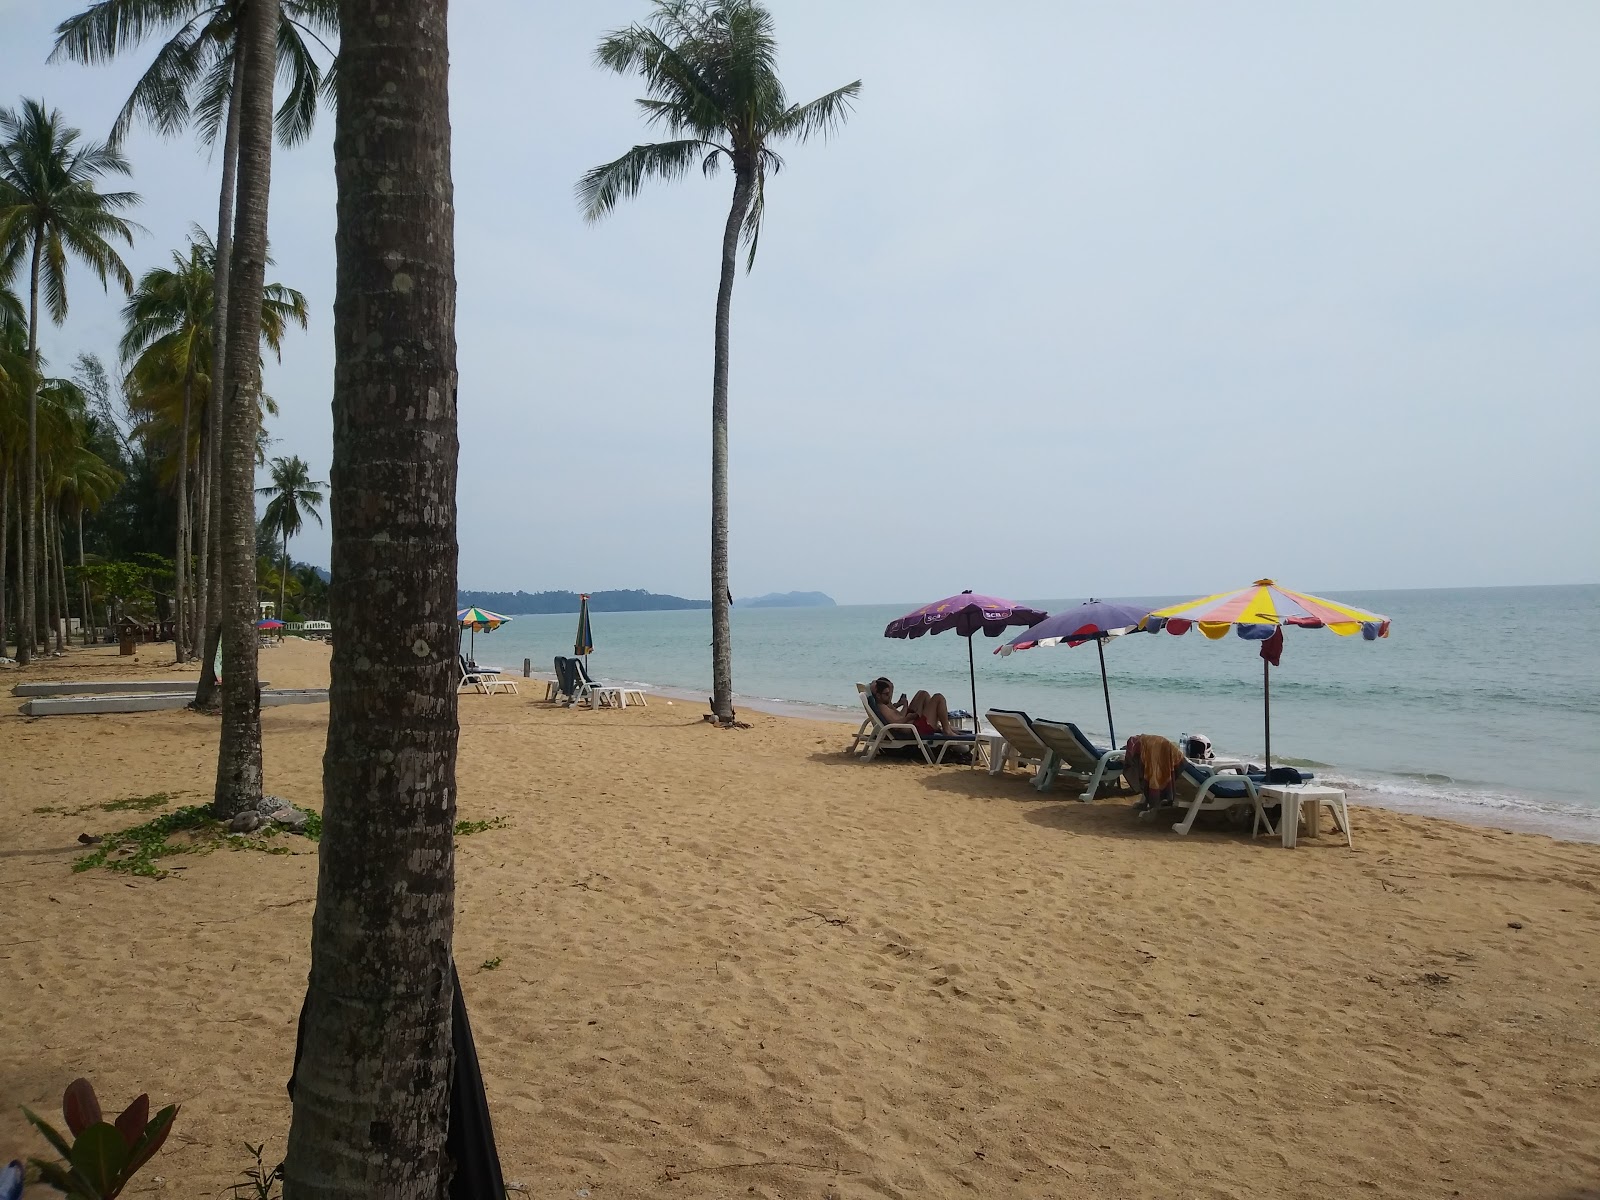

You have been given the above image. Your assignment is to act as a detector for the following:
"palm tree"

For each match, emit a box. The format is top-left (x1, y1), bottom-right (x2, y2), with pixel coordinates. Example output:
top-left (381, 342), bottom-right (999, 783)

top-left (121, 228), bottom-right (307, 657)
top-left (0, 313), bottom-right (27, 657)
top-left (52, 0), bottom-right (336, 701)
top-left (210, 0), bottom-right (281, 816)
top-left (255, 454), bottom-right (321, 624)
top-left (0, 98), bottom-right (140, 664)
top-left (283, 0), bottom-right (462, 1190)
top-left (579, 0), bottom-right (859, 724)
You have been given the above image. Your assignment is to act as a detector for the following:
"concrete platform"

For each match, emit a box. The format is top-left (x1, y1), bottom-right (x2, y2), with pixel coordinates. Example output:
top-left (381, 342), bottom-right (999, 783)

top-left (18, 688), bottom-right (324, 716)
top-left (13, 679), bottom-right (268, 697)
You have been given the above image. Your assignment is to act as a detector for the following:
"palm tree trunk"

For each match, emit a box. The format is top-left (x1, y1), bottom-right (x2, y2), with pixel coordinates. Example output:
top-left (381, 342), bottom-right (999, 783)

top-left (283, 0), bottom-right (461, 1190)
top-left (0, 460), bottom-right (9, 658)
top-left (11, 474), bottom-right (23, 656)
top-left (20, 231), bottom-right (43, 665)
top-left (708, 164), bottom-right (755, 723)
top-left (53, 502), bottom-right (69, 651)
top-left (195, 47), bottom-right (246, 710)
top-left (174, 369), bottom-right (193, 661)
top-left (279, 528), bottom-right (289, 624)
top-left (76, 504), bottom-right (88, 645)
top-left (41, 497), bottom-right (57, 653)
top-left (212, 0), bottom-right (280, 817)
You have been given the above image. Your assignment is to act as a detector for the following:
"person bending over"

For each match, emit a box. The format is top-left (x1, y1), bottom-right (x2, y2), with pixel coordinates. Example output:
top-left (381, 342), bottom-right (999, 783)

top-left (869, 677), bottom-right (962, 737)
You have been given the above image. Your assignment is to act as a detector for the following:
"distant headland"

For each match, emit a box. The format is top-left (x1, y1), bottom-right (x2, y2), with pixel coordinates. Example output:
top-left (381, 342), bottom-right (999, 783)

top-left (458, 589), bottom-right (708, 614)
top-left (737, 591), bottom-right (836, 608)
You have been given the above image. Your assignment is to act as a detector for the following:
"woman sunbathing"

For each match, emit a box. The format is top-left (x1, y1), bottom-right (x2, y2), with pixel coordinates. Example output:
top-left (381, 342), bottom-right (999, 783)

top-left (869, 677), bottom-right (961, 737)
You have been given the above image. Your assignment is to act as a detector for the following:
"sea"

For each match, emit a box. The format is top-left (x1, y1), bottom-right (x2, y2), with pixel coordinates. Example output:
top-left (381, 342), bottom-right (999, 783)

top-left (473, 585), bottom-right (1600, 843)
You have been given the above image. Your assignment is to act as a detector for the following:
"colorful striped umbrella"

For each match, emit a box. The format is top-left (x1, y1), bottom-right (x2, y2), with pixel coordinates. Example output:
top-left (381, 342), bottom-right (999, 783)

top-left (574, 594), bottom-right (594, 665)
top-left (457, 607), bottom-right (511, 660)
top-left (885, 591), bottom-right (1048, 733)
top-left (995, 600), bottom-right (1153, 747)
top-left (1141, 579), bottom-right (1390, 765)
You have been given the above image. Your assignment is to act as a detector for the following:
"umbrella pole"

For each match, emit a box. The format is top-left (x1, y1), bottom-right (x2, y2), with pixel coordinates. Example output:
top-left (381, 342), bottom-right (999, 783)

top-left (967, 634), bottom-right (979, 740)
top-left (1263, 657), bottom-right (1271, 769)
top-left (1097, 637), bottom-right (1116, 748)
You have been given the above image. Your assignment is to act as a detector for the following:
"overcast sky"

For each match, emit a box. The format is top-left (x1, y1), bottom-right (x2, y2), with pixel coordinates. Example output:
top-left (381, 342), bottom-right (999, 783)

top-left (5, 0), bottom-right (1597, 605)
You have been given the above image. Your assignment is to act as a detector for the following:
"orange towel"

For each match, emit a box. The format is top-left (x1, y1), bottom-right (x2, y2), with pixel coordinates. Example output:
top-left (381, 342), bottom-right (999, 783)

top-left (1126, 734), bottom-right (1185, 792)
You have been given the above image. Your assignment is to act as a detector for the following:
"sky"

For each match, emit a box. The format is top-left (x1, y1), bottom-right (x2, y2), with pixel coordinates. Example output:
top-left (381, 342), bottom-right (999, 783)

top-left (4, 0), bottom-right (1597, 605)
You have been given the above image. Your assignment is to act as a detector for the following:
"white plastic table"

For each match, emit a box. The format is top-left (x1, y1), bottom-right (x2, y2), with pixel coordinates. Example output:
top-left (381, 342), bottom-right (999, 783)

top-left (1257, 784), bottom-right (1352, 849)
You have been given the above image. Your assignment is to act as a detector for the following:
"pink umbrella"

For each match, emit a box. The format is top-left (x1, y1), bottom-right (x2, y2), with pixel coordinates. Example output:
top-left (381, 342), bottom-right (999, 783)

top-left (884, 591), bottom-right (1048, 729)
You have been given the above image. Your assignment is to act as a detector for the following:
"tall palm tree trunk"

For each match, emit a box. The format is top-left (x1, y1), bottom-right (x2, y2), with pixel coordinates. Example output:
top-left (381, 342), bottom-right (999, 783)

top-left (76, 504), bottom-right (88, 644)
top-left (20, 232), bottom-right (43, 665)
top-left (10, 475), bottom-right (23, 655)
top-left (283, 0), bottom-right (461, 1189)
top-left (173, 369), bottom-right (193, 661)
top-left (279, 528), bottom-right (289, 624)
top-left (195, 49), bottom-right (245, 709)
top-left (53, 502), bottom-right (69, 650)
top-left (212, 0), bottom-right (279, 817)
top-left (41, 498), bottom-right (57, 652)
top-left (708, 163), bottom-right (755, 724)
top-left (0, 461), bottom-right (9, 657)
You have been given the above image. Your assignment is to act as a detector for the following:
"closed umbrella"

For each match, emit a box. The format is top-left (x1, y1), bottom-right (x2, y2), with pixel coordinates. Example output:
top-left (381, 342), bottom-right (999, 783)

top-left (1141, 579), bottom-right (1390, 766)
top-left (884, 591), bottom-right (1048, 731)
top-left (995, 599), bottom-right (1152, 748)
top-left (574, 594), bottom-right (594, 669)
top-left (457, 606), bottom-right (511, 662)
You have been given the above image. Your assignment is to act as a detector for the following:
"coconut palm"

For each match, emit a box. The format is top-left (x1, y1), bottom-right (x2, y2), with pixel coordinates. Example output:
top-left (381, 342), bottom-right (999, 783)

top-left (52, 0), bottom-right (336, 703)
top-left (255, 454), bottom-right (321, 626)
top-left (0, 315), bottom-right (27, 656)
top-left (0, 98), bottom-right (140, 664)
top-left (121, 228), bottom-right (307, 657)
top-left (579, 0), bottom-right (859, 724)
top-left (283, 0), bottom-right (462, 1189)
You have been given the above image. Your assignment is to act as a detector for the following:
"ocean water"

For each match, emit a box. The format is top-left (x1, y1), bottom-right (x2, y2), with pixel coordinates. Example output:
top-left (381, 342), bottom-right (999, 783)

top-left (473, 585), bottom-right (1600, 842)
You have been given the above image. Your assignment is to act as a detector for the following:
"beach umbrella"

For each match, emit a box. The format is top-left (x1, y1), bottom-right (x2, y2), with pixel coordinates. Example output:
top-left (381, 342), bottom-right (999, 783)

top-left (995, 599), bottom-right (1152, 748)
top-left (457, 606), bottom-right (511, 660)
top-left (574, 594), bottom-right (594, 668)
top-left (1141, 579), bottom-right (1390, 766)
top-left (256, 618), bottom-right (284, 629)
top-left (884, 591), bottom-right (1048, 731)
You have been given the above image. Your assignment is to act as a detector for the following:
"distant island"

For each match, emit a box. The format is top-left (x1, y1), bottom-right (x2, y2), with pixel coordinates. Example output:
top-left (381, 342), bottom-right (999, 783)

top-left (458, 589), bottom-right (709, 614)
top-left (737, 591), bottom-right (836, 608)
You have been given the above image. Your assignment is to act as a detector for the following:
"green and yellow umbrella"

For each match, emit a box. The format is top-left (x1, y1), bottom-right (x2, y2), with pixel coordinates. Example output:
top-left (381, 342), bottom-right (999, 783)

top-left (457, 606), bottom-right (511, 660)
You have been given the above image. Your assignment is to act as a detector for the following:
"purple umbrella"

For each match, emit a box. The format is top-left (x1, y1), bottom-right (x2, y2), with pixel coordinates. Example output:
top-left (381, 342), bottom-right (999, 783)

top-left (884, 591), bottom-right (1048, 731)
top-left (994, 599), bottom-right (1153, 747)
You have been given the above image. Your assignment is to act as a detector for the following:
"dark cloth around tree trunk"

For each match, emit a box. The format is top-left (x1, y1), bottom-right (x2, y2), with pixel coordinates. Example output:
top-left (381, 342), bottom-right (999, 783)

top-left (288, 961), bottom-right (506, 1198)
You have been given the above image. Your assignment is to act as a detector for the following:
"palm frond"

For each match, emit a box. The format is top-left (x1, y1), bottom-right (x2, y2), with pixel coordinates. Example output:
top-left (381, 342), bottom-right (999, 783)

top-left (273, 16), bottom-right (325, 146)
top-left (50, 0), bottom-right (211, 66)
top-left (769, 80), bottom-right (861, 143)
top-left (577, 139), bottom-right (713, 222)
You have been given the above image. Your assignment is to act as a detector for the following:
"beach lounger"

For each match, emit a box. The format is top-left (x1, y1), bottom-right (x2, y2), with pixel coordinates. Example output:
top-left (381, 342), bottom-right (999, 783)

top-left (850, 683), bottom-right (973, 765)
top-left (983, 709), bottom-right (1051, 780)
top-left (1031, 719), bottom-right (1126, 800)
top-left (573, 658), bottom-right (625, 708)
top-left (459, 654), bottom-right (516, 695)
top-left (1168, 761), bottom-right (1271, 835)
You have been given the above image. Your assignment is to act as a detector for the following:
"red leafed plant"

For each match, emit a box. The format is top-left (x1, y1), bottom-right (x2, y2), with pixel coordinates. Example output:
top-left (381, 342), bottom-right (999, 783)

top-left (22, 1079), bottom-right (177, 1199)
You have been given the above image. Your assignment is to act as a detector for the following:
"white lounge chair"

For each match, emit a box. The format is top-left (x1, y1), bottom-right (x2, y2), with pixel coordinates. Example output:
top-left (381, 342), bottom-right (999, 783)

top-left (982, 709), bottom-right (1052, 780)
top-left (1032, 719), bottom-right (1126, 800)
top-left (458, 654), bottom-right (516, 695)
top-left (1168, 761), bottom-right (1269, 835)
top-left (849, 683), bottom-right (972, 765)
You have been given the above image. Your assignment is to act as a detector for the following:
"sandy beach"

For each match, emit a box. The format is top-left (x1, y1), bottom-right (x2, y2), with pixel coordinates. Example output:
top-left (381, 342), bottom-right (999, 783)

top-left (3, 639), bottom-right (1599, 1199)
